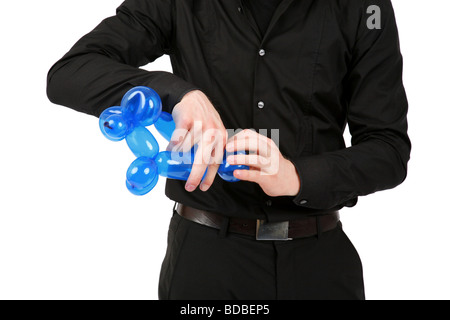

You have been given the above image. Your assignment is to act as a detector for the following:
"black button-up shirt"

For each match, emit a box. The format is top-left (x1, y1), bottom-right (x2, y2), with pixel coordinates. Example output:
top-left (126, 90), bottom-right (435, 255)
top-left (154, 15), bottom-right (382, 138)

top-left (47, 0), bottom-right (411, 221)
top-left (243, 0), bottom-right (282, 35)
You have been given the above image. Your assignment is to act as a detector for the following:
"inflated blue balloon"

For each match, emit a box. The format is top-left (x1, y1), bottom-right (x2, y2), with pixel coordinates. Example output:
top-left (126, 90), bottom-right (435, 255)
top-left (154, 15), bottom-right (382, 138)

top-left (154, 111), bottom-right (176, 141)
top-left (99, 107), bottom-right (131, 141)
top-left (125, 157), bottom-right (159, 196)
top-left (120, 86), bottom-right (162, 126)
top-left (99, 86), bottom-right (248, 195)
top-left (126, 126), bottom-right (159, 159)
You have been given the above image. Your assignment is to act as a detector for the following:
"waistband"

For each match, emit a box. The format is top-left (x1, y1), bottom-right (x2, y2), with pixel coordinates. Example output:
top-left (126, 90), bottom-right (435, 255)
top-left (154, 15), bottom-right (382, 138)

top-left (175, 203), bottom-right (340, 241)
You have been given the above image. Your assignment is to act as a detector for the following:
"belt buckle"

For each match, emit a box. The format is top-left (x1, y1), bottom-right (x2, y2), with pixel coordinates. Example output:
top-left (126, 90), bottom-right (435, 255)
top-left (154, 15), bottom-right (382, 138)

top-left (256, 220), bottom-right (292, 241)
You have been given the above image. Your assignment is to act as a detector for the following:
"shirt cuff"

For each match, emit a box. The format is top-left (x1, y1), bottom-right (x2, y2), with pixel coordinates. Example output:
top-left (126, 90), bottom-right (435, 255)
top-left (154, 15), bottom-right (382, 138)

top-left (291, 155), bottom-right (357, 210)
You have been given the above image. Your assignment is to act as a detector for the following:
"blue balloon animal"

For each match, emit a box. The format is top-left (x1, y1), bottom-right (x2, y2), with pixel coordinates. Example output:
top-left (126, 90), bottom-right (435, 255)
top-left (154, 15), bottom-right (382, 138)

top-left (99, 86), bottom-right (248, 195)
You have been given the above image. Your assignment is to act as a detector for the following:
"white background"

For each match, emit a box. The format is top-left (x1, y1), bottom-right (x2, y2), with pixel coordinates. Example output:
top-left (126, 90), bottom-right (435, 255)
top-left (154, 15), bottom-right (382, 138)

top-left (0, 0), bottom-right (449, 300)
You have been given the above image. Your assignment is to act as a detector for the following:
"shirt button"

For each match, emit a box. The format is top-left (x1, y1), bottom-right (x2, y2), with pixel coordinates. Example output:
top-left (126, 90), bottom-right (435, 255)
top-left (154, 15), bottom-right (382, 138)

top-left (259, 49), bottom-right (266, 56)
top-left (300, 200), bottom-right (308, 205)
top-left (257, 101), bottom-right (265, 109)
top-left (266, 200), bottom-right (272, 207)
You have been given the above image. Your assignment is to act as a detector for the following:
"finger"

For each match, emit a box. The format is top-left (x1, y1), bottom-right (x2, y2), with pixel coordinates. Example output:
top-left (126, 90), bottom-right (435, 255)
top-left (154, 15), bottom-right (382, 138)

top-left (185, 142), bottom-right (213, 192)
top-left (227, 154), bottom-right (270, 169)
top-left (226, 137), bottom-right (272, 157)
top-left (199, 137), bottom-right (225, 191)
top-left (176, 119), bottom-right (205, 152)
top-left (226, 136), bottom-right (258, 154)
top-left (200, 135), bottom-right (225, 188)
top-left (226, 130), bottom-right (271, 156)
top-left (168, 113), bottom-right (192, 148)
top-left (226, 129), bottom-right (265, 145)
top-left (175, 130), bottom-right (197, 153)
top-left (233, 169), bottom-right (262, 184)
top-left (167, 127), bottom-right (189, 151)
top-left (204, 125), bottom-right (227, 149)
top-left (229, 128), bottom-right (259, 140)
top-left (200, 163), bottom-right (220, 191)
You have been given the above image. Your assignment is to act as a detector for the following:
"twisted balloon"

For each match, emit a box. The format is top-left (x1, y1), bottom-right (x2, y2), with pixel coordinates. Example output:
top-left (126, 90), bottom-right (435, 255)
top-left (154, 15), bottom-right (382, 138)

top-left (99, 86), bottom-right (248, 195)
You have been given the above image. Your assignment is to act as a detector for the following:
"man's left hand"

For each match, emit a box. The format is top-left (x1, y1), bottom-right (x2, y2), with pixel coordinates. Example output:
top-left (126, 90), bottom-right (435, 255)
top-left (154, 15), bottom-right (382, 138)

top-left (225, 129), bottom-right (301, 197)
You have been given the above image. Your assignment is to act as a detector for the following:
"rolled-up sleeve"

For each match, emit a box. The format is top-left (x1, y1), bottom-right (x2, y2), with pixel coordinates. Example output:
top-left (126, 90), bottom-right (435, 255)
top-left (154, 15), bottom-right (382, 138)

top-left (292, 0), bottom-right (411, 210)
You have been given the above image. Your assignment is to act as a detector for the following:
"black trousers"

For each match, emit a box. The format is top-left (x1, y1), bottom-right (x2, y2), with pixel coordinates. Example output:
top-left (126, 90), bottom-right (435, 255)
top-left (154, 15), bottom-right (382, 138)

top-left (159, 212), bottom-right (365, 300)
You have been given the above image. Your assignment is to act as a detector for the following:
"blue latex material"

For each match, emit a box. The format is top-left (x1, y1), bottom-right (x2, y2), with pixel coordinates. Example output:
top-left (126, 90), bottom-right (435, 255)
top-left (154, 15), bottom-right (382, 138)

top-left (99, 86), bottom-right (248, 195)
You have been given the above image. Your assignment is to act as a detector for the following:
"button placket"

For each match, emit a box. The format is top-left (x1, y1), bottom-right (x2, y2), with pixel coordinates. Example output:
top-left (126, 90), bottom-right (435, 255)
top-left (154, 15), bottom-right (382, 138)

top-left (256, 48), bottom-right (266, 110)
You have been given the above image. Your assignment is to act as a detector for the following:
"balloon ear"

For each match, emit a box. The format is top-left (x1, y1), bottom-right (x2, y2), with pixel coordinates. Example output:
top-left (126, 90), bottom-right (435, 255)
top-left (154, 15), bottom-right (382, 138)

top-left (101, 113), bottom-right (131, 142)
top-left (99, 107), bottom-right (123, 141)
top-left (99, 106), bottom-right (122, 122)
top-left (121, 86), bottom-right (162, 127)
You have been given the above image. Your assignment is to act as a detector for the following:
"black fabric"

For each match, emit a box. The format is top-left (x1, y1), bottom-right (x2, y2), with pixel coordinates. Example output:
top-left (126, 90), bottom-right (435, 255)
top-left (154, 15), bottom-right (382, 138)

top-left (159, 212), bottom-right (365, 300)
top-left (242, 0), bottom-right (282, 35)
top-left (47, 0), bottom-right (411, 221)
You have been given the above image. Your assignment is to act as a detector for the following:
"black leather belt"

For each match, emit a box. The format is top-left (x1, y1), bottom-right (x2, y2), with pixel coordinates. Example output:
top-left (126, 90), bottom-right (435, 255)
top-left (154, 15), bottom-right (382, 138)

top-left (175, 203), bottom-right (340, 241)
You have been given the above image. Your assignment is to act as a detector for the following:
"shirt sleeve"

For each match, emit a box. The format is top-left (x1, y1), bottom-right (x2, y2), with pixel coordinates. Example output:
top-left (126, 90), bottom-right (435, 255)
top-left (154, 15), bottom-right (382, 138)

top-left (47, 0), bottom-right (198, 117)
top-left (292, 0), bottom-right (411, 210)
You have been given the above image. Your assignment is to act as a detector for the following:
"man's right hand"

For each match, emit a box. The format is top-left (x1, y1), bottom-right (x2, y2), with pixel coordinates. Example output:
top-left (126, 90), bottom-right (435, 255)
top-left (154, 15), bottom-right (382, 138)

top-left (167, 90), bottom-right (227, 192)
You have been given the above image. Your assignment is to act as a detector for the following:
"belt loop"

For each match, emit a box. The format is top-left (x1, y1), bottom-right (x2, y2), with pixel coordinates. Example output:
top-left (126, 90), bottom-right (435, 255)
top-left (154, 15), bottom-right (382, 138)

top-left (316, 216), bottom-right (322, 239)
top-left (173, 202), bottom-right (178, 215)
top-left (219, 216), bottom-right (230, 239)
